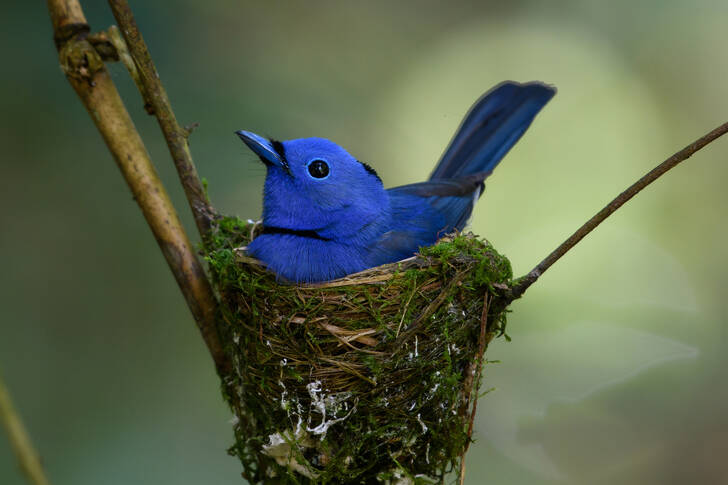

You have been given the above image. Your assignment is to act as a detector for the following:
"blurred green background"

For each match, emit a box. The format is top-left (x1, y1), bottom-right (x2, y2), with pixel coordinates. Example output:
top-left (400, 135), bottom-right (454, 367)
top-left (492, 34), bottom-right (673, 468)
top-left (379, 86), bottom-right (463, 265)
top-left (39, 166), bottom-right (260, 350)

top-left (2, 1), bottom-right (727, 483)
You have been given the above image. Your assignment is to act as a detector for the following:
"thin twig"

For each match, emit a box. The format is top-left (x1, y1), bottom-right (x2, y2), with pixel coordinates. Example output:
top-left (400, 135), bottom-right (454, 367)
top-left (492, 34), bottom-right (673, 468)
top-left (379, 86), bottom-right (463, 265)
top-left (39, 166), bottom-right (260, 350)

top-left (508, 121), bottom-right (728, 301)
top-left (106, 25), bottom-right (153, 113)
top-left (459, 294), bottom-right (492, 485)
top-left (0, 374), bottom-right (51, 485)
top-left (107, 0), bottom-right (216, 238)
top-left (47, 0), bottom-right (229, 375)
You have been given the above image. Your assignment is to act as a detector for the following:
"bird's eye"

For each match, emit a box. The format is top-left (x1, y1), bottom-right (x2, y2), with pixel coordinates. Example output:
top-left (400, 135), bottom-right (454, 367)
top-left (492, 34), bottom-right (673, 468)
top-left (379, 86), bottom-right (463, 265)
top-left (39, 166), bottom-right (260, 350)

top-left (307, 159), bottom-right (330, 179)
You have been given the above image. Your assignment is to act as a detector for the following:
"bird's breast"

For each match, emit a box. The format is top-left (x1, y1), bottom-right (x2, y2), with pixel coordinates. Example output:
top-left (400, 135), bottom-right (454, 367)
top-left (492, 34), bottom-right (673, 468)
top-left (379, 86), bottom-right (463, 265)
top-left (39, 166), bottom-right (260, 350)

top-left (246, 233), bottom-right (371, 283)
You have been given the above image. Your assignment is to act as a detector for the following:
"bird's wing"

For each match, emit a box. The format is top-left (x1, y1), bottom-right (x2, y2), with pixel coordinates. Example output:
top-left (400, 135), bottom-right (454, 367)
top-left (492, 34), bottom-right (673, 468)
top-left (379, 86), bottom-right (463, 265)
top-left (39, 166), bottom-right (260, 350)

top-left (388, 172), bottom-right (486, 198)
top-left (368, 175), bottom-right (487, 265)
top-left (429, 81), bottom-right (555, 180)
top-left (387, 172), bottom-right (487, 231)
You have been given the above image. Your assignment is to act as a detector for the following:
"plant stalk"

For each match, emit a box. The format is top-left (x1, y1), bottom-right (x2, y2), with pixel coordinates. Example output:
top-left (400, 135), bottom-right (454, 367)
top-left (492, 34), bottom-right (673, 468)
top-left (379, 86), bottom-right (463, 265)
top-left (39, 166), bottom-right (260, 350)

top-left (0, 374), bottom-right (51, 485)
top-left (47, 0), bottom-right (229, 375)
top-left (107, 0), bottom-right (216, 238)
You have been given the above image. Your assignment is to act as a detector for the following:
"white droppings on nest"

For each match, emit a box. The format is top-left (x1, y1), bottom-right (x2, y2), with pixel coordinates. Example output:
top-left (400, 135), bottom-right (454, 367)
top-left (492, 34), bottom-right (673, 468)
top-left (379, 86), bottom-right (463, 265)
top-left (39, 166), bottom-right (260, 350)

top-left (306, 381), bottom-right (322, 401)
top-left (305, 381), bottom-right (357, 437)
top-left (278, 380), bottom-right (289, 411)
top-left (261, 428), bottom-right (318, 479)
top-left (427, 371), bottom-right (442, 398)
top-left (447, 344), bottom-right (462, 355)
top-left (378, 468), bottom-right (415, 485)
top-left (446, 302), bottom-right (468, 320)
top-left (427, 383), bottom-right (440, 399)
top-left (229, 414), bottom-right (240, 426)
top-left (416, 413), bottom-right (428, 434)
top-left (232, 332), bottom-right (240, 344)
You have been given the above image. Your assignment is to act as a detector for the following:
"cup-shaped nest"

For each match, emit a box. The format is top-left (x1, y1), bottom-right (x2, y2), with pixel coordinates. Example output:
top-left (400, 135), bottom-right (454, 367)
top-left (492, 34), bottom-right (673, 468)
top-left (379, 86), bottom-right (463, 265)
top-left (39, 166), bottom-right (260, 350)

top-left (206, 217), bottom-right (513, 484)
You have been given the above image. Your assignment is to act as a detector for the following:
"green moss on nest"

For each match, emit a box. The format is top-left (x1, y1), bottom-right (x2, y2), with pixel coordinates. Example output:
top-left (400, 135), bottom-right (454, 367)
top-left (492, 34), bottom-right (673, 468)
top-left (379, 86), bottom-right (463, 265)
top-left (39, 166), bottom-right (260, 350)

top-left (206, 216), bottom-right (513, 484)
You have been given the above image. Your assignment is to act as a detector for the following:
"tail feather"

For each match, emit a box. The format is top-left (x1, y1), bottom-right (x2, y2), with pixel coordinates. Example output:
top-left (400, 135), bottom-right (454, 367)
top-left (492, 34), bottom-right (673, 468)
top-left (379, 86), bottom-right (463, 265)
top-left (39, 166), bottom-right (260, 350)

top-left (429, 81), bottom-right (555, 181)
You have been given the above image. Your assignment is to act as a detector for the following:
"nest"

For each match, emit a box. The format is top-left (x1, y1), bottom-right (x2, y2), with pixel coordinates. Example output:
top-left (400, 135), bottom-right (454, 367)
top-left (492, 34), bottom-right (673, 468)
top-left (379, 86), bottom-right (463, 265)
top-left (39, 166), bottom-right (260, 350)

top-left (206, 216), bottom-right (514, 484)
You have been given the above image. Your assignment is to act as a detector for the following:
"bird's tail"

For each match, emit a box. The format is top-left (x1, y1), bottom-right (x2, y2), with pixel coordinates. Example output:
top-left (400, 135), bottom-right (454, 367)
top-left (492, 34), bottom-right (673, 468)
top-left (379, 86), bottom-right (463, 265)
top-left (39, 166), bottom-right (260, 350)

top-left (429, 81), bottom-right (555, 181)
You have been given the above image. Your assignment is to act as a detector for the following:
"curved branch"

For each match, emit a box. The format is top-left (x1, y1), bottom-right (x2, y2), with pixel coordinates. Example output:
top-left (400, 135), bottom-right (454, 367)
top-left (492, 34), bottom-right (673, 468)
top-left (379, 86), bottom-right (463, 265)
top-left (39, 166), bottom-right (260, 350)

top-left (508, 120), bottom-right (728, 301)
top-left (47, 0), bottom-right (229, 375)
top-left (0, 374), bottom-right (51, 485)
top-left (107, 0), bottom-right (216, 238)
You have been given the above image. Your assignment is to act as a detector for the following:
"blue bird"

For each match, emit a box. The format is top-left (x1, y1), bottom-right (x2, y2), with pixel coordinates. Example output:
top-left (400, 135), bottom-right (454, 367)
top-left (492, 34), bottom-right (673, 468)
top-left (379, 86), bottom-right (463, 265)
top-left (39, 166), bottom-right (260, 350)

top-left (237, 81), bottom-right (555, 283)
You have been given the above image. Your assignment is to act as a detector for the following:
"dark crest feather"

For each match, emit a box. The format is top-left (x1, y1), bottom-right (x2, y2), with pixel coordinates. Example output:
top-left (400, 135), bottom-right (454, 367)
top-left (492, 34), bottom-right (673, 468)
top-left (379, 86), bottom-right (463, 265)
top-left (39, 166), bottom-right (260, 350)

top-left (358, 160), bottom-right (382, 182)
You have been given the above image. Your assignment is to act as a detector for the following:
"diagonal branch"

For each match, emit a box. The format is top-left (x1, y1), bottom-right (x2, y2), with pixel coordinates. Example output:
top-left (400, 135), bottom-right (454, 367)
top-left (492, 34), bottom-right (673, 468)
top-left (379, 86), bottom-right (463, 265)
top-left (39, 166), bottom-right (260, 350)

top-left (0, 374), bottom-right (51, 485)
top-left (508, 120), bottom-right (728, 301)
top-left (107, 0), bottom-right (216, 238)
top-left (47, 0), bottom-right (229, 375)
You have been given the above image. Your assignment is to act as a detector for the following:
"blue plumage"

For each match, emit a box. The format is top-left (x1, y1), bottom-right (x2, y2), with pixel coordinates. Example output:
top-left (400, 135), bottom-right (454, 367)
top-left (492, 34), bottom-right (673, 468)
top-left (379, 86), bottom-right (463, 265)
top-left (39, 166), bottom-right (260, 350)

top-left (237, 81), bottom-right (555, 283)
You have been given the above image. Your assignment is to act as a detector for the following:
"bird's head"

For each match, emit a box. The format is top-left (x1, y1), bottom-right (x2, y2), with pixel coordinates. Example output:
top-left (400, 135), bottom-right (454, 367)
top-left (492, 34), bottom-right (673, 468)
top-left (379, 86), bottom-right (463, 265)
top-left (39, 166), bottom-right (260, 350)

top-left (236, 131), bottom-right (388, 236)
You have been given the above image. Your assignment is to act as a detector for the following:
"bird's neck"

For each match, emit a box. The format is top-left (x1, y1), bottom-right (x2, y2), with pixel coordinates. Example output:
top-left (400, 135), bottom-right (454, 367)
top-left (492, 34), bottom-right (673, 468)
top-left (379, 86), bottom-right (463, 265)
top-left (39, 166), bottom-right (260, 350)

top-left (262, 203), bottom-right (391, 244)
top-left (261, 186), bottom-right (391, 243)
